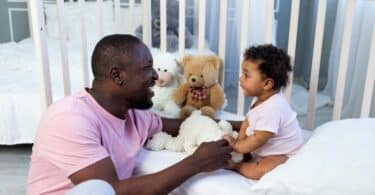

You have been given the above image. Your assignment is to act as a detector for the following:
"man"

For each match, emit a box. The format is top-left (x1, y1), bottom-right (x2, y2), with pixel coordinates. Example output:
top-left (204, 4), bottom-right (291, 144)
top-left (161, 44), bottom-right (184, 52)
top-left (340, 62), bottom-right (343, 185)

top-left (28, 34), bottom-right (236, 195)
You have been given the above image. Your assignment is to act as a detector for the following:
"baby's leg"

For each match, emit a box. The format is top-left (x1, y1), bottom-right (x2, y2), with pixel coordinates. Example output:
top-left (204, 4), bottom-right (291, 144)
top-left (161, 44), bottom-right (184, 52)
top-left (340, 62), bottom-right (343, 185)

top-left (238, 155), bottom-right (288, 180)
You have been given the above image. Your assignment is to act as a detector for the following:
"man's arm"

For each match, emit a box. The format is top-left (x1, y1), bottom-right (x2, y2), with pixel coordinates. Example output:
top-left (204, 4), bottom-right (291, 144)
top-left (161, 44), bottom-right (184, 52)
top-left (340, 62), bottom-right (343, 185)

top-left (69, 140), bottom-right (232, 195)
top-left (161, 117), bottom-right (243, 136)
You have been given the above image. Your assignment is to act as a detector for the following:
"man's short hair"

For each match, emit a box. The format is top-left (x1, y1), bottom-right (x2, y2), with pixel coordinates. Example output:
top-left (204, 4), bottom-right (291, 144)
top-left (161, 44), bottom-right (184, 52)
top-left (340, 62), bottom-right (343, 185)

top-left (91, 34), bottom-right (143, 78)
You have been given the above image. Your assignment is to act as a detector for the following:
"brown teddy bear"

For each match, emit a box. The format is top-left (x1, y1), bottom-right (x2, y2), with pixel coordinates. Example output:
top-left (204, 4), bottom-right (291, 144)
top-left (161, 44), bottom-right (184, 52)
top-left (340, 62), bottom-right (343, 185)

top-left (173, 55), bottom-right (225, 119)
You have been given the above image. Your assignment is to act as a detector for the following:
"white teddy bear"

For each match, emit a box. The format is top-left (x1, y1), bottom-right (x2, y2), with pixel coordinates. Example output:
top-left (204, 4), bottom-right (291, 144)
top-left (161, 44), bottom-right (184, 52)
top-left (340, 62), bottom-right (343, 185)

top-left (151, 53), bottom-right (184, 118)
top-left (146, 110), bottom-right (243, 162)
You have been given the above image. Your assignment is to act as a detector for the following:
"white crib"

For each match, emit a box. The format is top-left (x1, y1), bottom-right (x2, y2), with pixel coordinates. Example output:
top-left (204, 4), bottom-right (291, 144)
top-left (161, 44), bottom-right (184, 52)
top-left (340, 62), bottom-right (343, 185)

top-left (1, 0), bottom-right (374, 194)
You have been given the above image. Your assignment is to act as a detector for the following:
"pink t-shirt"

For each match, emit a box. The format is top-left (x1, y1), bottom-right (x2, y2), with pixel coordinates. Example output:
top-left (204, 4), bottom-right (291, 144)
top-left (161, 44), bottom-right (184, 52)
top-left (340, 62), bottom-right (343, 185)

top-left (246, 92), bottom-right (303, 157)
top-left (27, 90), bottom-right (162, 195)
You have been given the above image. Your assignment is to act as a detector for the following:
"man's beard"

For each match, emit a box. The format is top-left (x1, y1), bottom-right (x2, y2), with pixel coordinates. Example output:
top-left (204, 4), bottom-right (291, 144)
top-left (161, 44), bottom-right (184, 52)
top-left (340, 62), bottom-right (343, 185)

top-left (128, 96), bottom-right (153, 110)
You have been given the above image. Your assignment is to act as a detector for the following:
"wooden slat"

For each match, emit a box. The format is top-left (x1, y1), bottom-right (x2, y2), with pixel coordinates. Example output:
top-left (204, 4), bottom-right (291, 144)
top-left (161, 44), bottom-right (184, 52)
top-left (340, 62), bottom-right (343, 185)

top-left (114, 0), bottom-right (121, 33)
top-left (28, 0), bottom-right (53, 109)
top-left (333, 0), bottom-right (356, 120)
top-left (237, 0), bottom-right (250, 115)
top-left (78, 0), bottom-right (90, 87)
top-left (96, 0), bottom-right (104, 37)
top-left (218, 0), bottom-right (227, 85)
top-left (305, 0), bottom-right (327, 130)
top-left (264, 0), bottom-right (274, 43)
top-left (56, 0), bottom-right (71, 96)
top-left (360, 27), bottom-right (375, 118)
top-left (129, 0), bottom-right (135, 34)
top-left (198, 0), bottom-right (206, 52)
top-left (178, 0), bottom-right (186, 57)
top-left (160, 0), bottom-right (167, 52)
top-left (285, 0), bottom-right (300, 101)
top-left (142, 0), bottom-right (151, 47)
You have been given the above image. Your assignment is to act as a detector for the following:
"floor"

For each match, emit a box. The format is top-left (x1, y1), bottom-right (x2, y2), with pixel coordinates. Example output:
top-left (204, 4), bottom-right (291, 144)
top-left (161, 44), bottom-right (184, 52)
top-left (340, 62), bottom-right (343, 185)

top-left (0, 145), bottom-right (32, 195)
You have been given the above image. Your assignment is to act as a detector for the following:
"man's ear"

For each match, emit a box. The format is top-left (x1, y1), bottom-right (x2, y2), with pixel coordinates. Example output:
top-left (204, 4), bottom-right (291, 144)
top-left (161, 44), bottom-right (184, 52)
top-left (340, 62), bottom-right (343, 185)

top-left (109, 66), bottom-right (125, 86)
top-left (264, 78), bottom-right (274, 90)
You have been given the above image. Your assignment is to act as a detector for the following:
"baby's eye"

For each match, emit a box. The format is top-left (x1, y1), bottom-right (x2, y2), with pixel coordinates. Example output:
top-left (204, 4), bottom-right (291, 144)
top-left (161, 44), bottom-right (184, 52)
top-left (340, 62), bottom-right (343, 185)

top-left (164, 69), bottom-right (168, 72)
top-left (157, 68), bottom-right (161, 71)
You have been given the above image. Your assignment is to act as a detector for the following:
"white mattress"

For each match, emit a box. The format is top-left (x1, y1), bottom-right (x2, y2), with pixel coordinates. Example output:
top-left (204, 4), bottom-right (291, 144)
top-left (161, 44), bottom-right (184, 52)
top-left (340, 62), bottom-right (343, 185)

top-left (134, 148), bottom-right (257, 195)
top-left (134, 116), bottom-right (313, 195)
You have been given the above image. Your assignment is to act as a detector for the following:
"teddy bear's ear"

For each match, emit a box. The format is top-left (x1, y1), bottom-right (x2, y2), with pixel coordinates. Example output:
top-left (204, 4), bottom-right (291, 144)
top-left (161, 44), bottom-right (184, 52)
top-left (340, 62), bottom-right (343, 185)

top-left (206, 55), bottom-right (221, 70)
top-left (182, 55), bottom-right (194, 67)
top-left (175, 58), bottom-right (183, 67)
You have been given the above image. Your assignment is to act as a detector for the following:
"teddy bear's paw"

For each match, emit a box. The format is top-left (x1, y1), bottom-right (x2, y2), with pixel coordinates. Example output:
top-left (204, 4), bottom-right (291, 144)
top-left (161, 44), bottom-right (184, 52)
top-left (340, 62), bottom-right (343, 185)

top-left (146, 132), bottom-right (172, 151)
top-left (180, 106), bottom-right (196, 119)
top-left (165, 137), bottom-right (184, 152)
top-left (200, 106), bottom-right (216, 118)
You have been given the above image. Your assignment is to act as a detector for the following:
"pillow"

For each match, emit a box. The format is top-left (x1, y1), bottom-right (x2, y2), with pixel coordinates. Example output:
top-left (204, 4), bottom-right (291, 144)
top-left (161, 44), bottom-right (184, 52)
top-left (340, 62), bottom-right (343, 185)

top-left (248, 118), bottom-right (375, 195)
top-left (44, 1), bottom-right (114, 42)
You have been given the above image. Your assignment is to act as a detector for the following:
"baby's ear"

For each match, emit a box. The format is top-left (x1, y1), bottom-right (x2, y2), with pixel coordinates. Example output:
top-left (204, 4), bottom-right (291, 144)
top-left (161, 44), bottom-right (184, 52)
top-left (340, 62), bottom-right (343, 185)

top-left (206, 55), bottom-right (221, 70)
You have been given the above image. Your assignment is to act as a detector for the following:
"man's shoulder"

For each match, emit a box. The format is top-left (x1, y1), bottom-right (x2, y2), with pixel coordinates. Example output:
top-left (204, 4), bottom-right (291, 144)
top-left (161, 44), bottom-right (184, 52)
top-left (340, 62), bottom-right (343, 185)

top-left (46, 91), bottom-right (95, 119)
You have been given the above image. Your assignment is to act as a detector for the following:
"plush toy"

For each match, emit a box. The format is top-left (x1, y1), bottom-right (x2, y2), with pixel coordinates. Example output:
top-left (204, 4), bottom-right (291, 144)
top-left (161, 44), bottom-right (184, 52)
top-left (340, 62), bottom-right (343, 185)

top-left (151, 53), bottom-right (183, 118)
top-left (173, 55), bottom-right (225, 119)
top-left (135, 0), bottom-right (194, 52)
top-left (146, 111), bottom-right (243, 162)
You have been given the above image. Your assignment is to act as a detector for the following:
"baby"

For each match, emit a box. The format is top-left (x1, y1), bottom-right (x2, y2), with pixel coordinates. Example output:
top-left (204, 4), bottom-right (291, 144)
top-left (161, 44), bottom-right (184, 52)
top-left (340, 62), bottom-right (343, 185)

top-left (224, 44), bottom-right (303, 180)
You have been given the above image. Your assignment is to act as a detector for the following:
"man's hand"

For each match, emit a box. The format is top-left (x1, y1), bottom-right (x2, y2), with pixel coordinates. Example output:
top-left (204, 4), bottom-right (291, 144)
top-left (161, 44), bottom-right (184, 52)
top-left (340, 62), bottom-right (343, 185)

top-left (190, 139), bottom-right (233, 172)
top-left (222, 135), bottom-right (236, 148)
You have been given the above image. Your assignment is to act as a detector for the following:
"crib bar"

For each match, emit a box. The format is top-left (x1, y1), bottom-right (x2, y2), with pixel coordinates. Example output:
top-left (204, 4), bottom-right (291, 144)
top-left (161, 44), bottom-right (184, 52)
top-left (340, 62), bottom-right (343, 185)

top-left (198, 0), bottom-right (206, 53)
top-left (305, 0), bottom-right (326, 130)
top-left (78, 0), bottom-right (90, 87)
top-left (28, 0), bottom-right (53, 109)
top-left (178, 0), bottom-right (186, 57)
top-left (360, 27), bottom-right (375, 118)
top-left (114, 0), bottom-right (121, 33)
top-left (142, 0), bottom-right (151, 47)
top-left (237, 0), bottom-right (250, 115)
top-left (264, 0), bottom-right (274, 43)
top-left (285, 0), bottom-right (300, 102)
top-left (218, 0), bottom-right (227, 85)
top-left (160, 0), bottom-right (167, 53)
top-left (129, 0), bottom-right (135, 34)
top-left (56, 0), bottom-right (71, 96)
top-left (333, 0), bottom-right (355, 120)
top-left (96, 0), bottom-right (104, 37)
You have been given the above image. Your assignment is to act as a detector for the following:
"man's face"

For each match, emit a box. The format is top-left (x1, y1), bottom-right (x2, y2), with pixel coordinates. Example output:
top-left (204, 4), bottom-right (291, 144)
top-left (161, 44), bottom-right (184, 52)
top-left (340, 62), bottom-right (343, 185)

top-left (122, 44), bottom-right (158, 110)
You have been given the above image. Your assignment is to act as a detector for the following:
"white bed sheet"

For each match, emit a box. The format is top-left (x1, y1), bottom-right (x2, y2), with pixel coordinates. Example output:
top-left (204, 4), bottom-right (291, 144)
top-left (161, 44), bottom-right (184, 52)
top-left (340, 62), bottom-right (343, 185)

top-left (134, 111), bottom-right (313, 195)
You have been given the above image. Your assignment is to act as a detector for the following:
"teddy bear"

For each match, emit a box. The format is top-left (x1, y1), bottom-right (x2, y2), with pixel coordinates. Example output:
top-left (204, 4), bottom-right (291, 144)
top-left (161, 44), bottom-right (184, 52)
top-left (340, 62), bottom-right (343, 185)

top-left (151, 52), bottom-right (184, 118)
top-left (173, 55), bottom-right (225, 119)
top-left (146, 110), bottom-right (243, 162)
top-left (135, 0), bottom-right (194, 52)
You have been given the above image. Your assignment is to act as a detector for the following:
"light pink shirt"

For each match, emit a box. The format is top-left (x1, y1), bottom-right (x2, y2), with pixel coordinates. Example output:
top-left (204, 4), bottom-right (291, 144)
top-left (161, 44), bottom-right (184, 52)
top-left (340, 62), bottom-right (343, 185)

top-left (27, 90), bottom-right (162, 195)
top-left (246, 92), bottom-right (303, 157)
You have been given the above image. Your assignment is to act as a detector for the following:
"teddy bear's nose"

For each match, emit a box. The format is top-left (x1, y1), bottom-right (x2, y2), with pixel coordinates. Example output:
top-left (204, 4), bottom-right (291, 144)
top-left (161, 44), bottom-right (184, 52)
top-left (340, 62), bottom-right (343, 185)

top-left (191, 78), bottom-right (196, 82)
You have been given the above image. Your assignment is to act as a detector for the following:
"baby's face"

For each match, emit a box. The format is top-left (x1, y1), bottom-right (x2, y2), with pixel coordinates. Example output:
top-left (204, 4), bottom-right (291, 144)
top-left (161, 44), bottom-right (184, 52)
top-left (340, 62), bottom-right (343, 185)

top-left (239, 60), bottom-right (266, 97)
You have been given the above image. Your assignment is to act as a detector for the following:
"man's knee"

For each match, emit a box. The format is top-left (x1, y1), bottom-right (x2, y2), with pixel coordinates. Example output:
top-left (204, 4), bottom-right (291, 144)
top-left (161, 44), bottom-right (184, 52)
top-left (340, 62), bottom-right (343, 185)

top-left (67, 179), bottom-right (115, 195)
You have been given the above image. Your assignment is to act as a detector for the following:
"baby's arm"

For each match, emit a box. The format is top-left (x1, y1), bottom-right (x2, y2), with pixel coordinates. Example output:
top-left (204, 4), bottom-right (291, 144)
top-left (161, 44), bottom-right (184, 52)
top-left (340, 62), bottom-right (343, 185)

top-left (224, 130), bottom-right (273, 154)
top-left (237, 120), bottom-right (249, 140)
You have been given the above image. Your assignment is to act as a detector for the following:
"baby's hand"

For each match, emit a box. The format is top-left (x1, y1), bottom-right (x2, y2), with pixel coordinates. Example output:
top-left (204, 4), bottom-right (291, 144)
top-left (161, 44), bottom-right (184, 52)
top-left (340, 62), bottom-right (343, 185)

top-left (223, 134), bottom-right (236, 148)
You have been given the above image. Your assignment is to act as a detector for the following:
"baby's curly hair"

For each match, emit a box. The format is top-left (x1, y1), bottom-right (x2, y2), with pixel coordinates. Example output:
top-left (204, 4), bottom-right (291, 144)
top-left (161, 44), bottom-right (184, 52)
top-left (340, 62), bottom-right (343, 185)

top-left (243, 44), bottom-right (292, 90)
